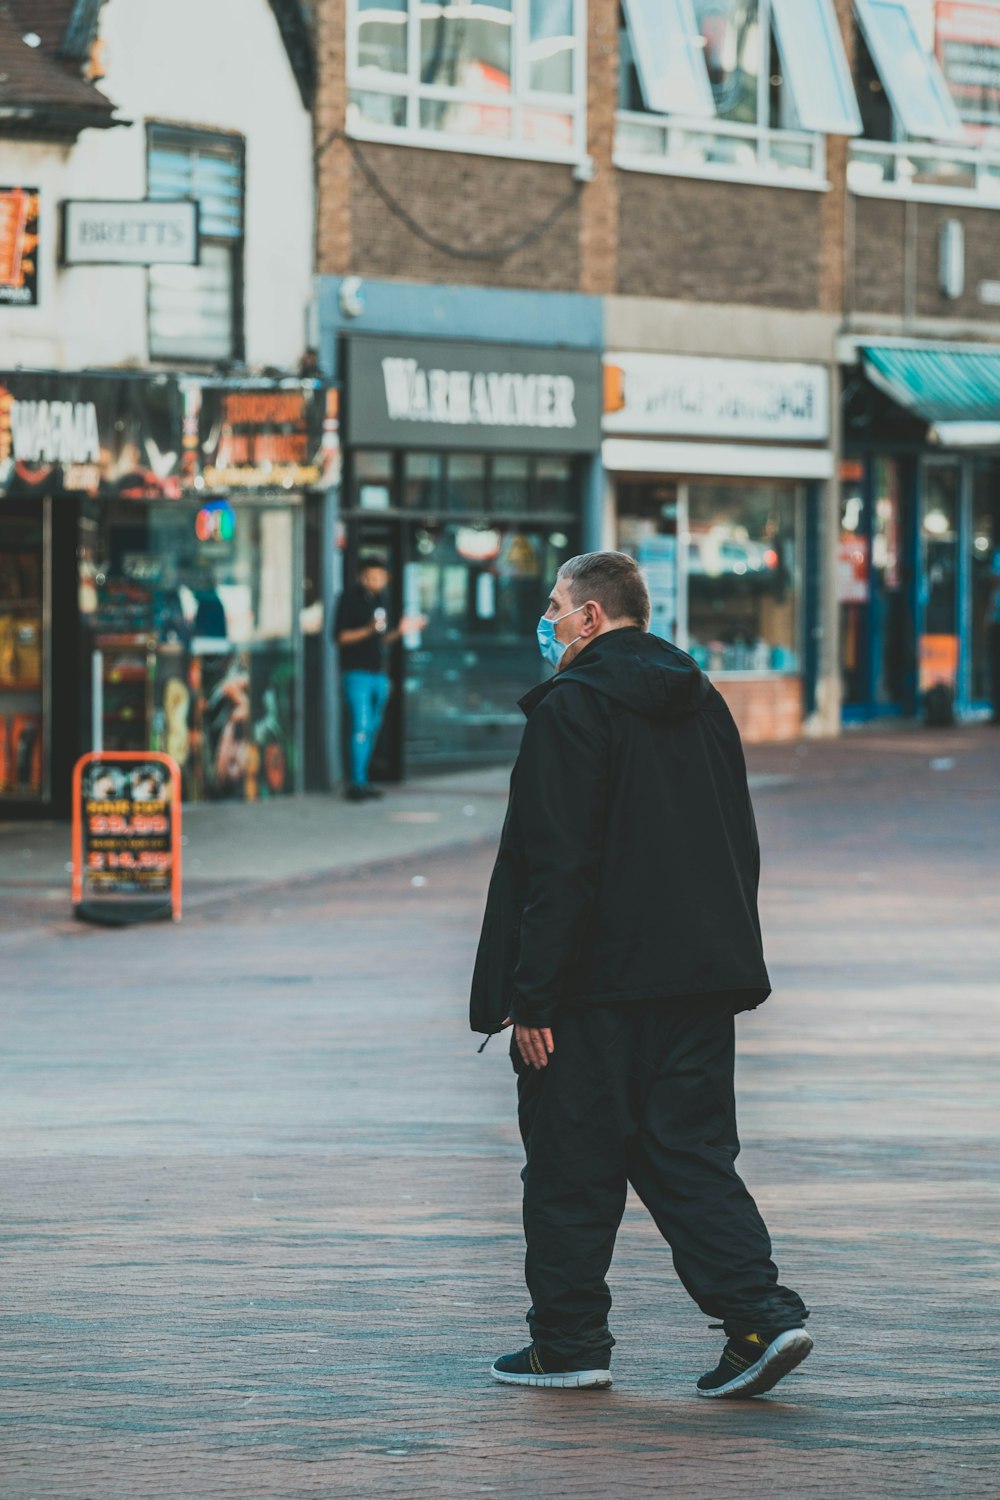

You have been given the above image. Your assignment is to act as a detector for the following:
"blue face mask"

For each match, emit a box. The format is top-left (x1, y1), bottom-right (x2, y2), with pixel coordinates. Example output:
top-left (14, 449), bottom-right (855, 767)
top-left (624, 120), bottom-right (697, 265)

top-left (537, 603), bottom-right (586, 669)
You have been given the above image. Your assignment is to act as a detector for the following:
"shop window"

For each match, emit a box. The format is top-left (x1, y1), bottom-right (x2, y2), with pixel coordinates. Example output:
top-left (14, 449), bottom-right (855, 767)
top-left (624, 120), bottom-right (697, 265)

top-left (536, 457), bottom-right (574, 513)
top-left (846, 1), bottom-right (1000, 203)
top-left (79, 499), bottom-right (300, 802)
top-left (347, 0), bottom-right (586, 162)
top-left (0, 504), bottom-right (46, 802)
top-left (617, 0), bottom-right (860, 185)
top-left (491, 455), bottom-right (530, 515)
top-left (444, 453), bottom-right (487, 512)
top-left (686, 484), bottom-right (800, 674)
top-left (403, 452), bottom-right (443, 509)
top-left (970, 463), bottom-right (999, 706)
top-left (352, 450), bottom-right (394, 510)
top-left (147, 126), bottom-right (244, 364)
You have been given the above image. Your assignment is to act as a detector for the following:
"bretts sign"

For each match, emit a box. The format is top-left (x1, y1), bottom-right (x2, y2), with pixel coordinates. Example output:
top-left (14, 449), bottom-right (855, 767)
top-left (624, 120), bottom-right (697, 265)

top-left (62, 200), bottom-right (199, 266)
top-left (345, 336), bottom-right (602, 453)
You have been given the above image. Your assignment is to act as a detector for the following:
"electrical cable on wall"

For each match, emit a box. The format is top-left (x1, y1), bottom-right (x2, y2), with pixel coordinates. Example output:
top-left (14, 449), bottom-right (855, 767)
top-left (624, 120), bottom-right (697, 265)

top-left (315, 129), bottom-right (582, 263)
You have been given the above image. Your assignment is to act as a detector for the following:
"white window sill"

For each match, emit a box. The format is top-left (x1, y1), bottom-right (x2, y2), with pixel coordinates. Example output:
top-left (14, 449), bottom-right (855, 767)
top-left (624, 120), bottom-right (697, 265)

top-left (849, 180), bottom-right (1000, 209)
top-left (613, 149), bottom-right (830, 194)
top-left (346, 118), bottom-right (586, 170)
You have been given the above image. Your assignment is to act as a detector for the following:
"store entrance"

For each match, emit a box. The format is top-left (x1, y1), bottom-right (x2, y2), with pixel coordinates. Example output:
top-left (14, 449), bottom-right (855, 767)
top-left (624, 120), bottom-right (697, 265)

top-left (0, 499), bottom-right (47, 805)
top-left (342, 514), bottom-right (577, 777)
top-left (840, 457), bottom-right (916, 720)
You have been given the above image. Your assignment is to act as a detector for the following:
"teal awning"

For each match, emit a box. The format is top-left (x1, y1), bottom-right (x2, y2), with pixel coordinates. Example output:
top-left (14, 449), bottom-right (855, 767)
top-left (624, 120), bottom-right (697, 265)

top-left (861, 343), bottom-right (1000, 425)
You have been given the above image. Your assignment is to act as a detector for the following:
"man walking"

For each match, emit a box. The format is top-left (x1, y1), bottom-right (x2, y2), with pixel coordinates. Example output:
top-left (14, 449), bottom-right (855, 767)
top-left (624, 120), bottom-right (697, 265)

top-left (334, 554), bottom-right (424, 802)
top-left (470, 551), bottom-right (810, 1398)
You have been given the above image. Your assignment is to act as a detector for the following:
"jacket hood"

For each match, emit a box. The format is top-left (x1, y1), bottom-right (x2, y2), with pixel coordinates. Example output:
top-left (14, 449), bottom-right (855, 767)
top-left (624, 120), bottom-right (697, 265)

top-left (521, 627), bottom-right (711, 724)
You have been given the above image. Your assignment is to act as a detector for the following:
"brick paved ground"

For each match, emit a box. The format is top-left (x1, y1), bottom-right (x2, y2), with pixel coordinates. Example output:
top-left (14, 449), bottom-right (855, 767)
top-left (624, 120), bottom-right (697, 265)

top-left (1, 729), bottom-right (998, 1498)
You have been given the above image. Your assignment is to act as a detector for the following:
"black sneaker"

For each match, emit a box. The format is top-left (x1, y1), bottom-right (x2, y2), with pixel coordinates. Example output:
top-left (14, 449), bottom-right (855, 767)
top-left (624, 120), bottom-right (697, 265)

top-left (697, 1329), bottom-right (813, 1399)
top-left (491, 1344), bottom-right (612, 1390)
top-left (362, 784), bottom-right (384, 799)
top-left (344, 784), bottom-right (368, 802)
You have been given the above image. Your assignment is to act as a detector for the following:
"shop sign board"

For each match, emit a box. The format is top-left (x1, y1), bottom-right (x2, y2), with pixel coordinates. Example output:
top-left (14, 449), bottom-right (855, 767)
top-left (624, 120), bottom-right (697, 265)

top-left (936, 1), bottom-right (1000, 128)
top-left (72, 751), bottom-right (182, 923)
top-left (0, 371), bottom-right (182, 498)
top-left (62, 199), bottom-right (199, 266)
top-left (918, 633), bottom-right (960, 693)
top-left (0, 187), bottom-right (40, 306)
top-left (196, 384), bottom-right (331, 489)
top-left (344, 336), bottom-right (603, 453)
top-left (602, 354), bottom-right (830, 443)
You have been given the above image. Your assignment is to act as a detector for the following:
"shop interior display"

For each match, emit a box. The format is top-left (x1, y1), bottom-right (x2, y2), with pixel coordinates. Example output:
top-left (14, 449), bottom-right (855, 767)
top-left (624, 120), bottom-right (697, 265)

top-left (0, 519), bottom-right (44, 798)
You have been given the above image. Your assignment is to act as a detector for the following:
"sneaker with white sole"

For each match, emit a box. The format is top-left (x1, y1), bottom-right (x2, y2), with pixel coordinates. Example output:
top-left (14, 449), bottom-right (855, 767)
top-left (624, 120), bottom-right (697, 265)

top-left (696, 1328), bottom-right (813, 1399)
top-left (491, 1343), bottom-right (612, 1389)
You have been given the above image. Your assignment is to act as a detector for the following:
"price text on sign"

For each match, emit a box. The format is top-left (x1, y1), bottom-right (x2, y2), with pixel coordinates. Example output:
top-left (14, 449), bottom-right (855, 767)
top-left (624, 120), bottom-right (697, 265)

top-left (72, 752), bottom-right (182, 919)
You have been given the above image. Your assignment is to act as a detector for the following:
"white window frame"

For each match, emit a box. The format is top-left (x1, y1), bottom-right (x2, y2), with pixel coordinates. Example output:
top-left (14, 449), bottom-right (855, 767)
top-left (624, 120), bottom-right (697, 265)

top-left (346, 0), bottom-right (589, 165)
top-left (615, 0), bottom-right (832, 191)
top-left (849, 1), bottom-right (1000, 207)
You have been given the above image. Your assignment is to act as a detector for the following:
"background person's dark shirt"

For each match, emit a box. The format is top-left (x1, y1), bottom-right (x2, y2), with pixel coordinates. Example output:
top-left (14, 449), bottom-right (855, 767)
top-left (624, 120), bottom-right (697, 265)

top-left (335, 585), bottom-right (389, 672)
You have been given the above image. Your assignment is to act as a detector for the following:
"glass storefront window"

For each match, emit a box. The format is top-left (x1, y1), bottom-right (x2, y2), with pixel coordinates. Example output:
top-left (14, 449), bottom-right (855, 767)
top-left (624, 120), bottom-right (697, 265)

top-left (491, 455), bottom-right (530, 515)
top-left (79, 498), bottom-right (300, 802)
top-left (0, 502), bottom-right (46, 801)
top-left (922, 464), bottom-right (960, 637)
top-left (403, 452), bottom-right (443, 510)
top-left (353, 450), bottom-right (394, 511)
top-left (686, 483), bottom-right (800, 673)
top-left (403, 522), bottom-right (575, 765)
top-left (444, 454), bottom-right (487, 512)
top-left (537, 457), bottom-right (574, 512)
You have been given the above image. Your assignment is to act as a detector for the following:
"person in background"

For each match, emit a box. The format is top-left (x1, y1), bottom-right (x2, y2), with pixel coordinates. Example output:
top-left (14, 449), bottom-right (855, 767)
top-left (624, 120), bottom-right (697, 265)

top-left (334, 554), bottom-right (426, 802)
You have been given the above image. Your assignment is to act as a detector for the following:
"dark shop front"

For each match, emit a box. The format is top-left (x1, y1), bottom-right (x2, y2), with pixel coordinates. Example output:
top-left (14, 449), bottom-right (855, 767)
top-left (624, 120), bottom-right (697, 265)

top-left (0, 370), bottom-right (332, 817)
top-left (339, 334), bottom-right (603, 775)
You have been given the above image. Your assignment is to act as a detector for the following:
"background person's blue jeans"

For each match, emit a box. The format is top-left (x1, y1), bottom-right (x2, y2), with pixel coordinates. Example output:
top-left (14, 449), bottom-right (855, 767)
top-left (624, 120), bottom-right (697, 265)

top-left (342, 670), bottom-right (391, 786)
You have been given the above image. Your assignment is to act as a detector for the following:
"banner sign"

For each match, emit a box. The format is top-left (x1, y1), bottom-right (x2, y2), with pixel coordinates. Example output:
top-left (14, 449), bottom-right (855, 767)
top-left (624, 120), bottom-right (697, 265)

top-left (0, 372), bottom-right (182, 498)
top-left (62, 199), bottom-right (199, 266)
top-left (72, 752), bottom-right (182, 923)
top-left (603, 354), bottom-right (830, 442)
top-left (345, 336), bottom-right (602, 453)
top-left (936, 1), bottom-right (1000, 128)
top-left (0, 187), bottom-right (40, 306)
top-left (196, 384), bottom-right (330, 489)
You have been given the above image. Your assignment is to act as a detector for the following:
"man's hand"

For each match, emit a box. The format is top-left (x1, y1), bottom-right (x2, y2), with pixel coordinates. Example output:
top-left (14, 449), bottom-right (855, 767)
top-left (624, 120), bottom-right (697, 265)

top-left (503, 1017), bottom-right (554, 1070)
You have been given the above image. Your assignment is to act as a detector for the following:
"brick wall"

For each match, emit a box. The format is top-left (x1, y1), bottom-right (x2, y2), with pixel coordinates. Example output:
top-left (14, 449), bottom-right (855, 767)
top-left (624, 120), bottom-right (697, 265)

top-left (915, 202), bottom-right (1000, 321)
top-left (715, 677), bottom-right (804, 744)
top-left (616, 175), bottom-right (823, 309)
top-left (347, 144), bottom-right (583, 290)
top-left (850, 196), bottom-right (907, 317)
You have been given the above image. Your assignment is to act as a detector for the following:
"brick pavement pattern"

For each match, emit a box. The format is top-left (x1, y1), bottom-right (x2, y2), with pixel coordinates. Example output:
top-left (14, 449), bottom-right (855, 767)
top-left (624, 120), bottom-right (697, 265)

top-left (1, 730), bottom-right (999, 1498)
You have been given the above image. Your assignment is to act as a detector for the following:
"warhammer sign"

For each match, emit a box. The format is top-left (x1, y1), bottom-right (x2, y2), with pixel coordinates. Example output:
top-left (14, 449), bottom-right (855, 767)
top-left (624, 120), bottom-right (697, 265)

top-left (345, 336), bottom-right (602, 453)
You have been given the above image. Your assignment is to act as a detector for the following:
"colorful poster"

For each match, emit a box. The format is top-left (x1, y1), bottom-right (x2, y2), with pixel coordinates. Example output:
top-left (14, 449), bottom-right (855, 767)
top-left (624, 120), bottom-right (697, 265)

top-left (72, 752), bottom-right (182, 918)
top-left (0, 187), bottom-right (39, 307)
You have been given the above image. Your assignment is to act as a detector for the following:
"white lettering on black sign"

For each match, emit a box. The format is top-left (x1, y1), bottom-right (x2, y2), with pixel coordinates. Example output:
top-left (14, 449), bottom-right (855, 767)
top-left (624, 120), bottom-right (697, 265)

top-left (9, 399), bottom-right (101, 464)
top-left (381, 358), bottom-right (576, 430)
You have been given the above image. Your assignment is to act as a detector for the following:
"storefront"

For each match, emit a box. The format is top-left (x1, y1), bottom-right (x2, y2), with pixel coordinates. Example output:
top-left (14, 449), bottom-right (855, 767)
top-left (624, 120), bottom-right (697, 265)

top-left (603, 353), bottom-right (831, 742)
top-left (0, 371), bottom-right (329, 816)
top-left (339, 333), bottom-right (603, 773)
top-left (840, 343), bottom-right (1000, 723)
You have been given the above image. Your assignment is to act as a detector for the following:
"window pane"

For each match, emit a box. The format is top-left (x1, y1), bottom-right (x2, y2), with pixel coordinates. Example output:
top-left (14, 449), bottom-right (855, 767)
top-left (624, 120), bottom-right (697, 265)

top-left (149, 132), bottom-right (244, 239)
top-left (855, 0), bottom-right (964, 141)
top-left (694, 0), bottom-right (763, 125)
top-left (769, 0), bottom-right (861, 135)
top-left (357, 0), bottom-right (408, 75)
top-left (622, 0), bottom-right (717, 118)
top-left (536, 457), bottom-right (573, 512)
top-left (148, 242), bottom-right (234, 362)
top-left (686, 484), bottom-right (799, 674)
top-left (420, 0), bottom-right (514, 93)
top-left (970, 464), bottom-right (999, 704)
top-left (521, 105), bottom-right (575, 146)
top-left (528, 0), bottom-right (575, 95)
top-left (348, 89), bottom-right (408, 129)
top-left (491, 455), bottom-right (530, 514)
top-left (444, 454), bottom-right (487, 512)
top-left (403, 452), bottom-right (444, 509)
top-left (419, 96), bottom-right (512, 138)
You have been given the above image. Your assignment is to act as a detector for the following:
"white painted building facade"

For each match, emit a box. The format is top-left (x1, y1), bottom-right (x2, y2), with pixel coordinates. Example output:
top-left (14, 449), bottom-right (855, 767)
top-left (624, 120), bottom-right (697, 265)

top-left (3, 0), bottom-right (314, 374)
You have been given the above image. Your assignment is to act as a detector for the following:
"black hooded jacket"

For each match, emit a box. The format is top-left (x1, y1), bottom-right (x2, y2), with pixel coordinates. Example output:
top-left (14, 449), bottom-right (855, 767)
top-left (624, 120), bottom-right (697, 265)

top-left (469, 627), bottom-right (771, 1036)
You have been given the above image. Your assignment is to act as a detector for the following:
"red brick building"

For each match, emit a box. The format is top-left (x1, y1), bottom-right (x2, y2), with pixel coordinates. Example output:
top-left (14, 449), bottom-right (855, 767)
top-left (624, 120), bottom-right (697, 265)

top-left (312, 0), bottom-right (1000, 763)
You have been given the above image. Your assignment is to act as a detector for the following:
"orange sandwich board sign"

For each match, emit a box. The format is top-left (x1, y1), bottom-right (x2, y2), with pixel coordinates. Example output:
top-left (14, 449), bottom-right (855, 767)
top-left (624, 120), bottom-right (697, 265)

top-left (72, 752), bottom-right (182, 926)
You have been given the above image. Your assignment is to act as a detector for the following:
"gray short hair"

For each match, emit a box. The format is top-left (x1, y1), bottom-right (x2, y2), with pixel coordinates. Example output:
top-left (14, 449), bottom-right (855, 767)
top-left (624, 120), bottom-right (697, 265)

top-left (558, 552), bottom-right (650, 629)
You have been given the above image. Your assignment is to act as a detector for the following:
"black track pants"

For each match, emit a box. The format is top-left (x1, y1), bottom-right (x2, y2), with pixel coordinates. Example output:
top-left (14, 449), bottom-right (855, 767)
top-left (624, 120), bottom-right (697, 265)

top-left (514, 996), bottom-right (808, 1362)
